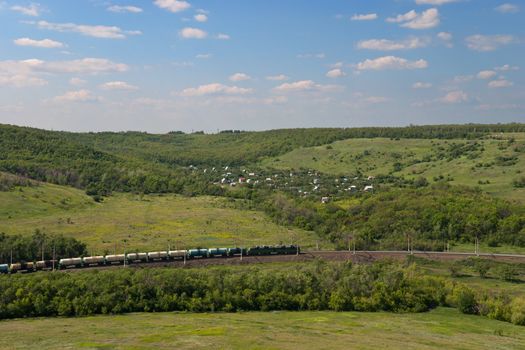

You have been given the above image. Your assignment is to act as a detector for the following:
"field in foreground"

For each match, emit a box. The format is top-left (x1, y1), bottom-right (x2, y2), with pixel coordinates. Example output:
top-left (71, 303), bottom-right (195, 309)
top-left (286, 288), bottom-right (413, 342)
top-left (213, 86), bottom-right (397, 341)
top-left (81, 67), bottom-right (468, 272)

top-left (0, 184), bottom-right (320, 253)
top-left (0, 308), bottom-right (523, 350)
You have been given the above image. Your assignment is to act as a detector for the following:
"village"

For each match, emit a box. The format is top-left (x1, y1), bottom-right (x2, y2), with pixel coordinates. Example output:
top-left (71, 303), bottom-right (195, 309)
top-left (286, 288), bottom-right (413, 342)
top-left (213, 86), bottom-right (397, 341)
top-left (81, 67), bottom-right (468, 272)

top-left (188, 164), bottom-right (378, 203)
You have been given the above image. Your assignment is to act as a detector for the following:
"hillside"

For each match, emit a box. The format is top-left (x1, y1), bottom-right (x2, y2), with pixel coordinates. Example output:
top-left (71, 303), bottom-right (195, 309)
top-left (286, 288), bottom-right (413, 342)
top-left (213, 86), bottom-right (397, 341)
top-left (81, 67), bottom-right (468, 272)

top-left (262, 133), bottom-right (525, 202)
top-left (0, 183), bottom-right (319, 253)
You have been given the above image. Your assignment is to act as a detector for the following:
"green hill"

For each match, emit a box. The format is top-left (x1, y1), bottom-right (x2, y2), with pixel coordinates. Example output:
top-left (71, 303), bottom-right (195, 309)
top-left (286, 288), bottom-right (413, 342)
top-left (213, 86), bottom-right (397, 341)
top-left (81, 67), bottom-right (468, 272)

top-left (262, 133), bottom-right (525, 202)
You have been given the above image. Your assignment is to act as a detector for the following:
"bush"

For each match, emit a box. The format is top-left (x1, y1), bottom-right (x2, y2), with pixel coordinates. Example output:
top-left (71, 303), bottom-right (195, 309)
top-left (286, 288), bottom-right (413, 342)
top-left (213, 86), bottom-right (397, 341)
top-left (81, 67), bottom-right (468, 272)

top-left (497, 265), bottom-right (519, 282)
top-left (454, 286), bottom-right (478, 314)
top-left (510, 298), bottom-right (525, 325)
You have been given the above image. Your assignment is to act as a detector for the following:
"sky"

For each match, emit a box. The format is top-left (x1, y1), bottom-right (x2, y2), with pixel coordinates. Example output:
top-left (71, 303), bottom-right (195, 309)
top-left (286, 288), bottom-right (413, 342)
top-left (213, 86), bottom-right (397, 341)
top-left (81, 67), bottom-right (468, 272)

top-left (0, 0), bottom-right (524, 133)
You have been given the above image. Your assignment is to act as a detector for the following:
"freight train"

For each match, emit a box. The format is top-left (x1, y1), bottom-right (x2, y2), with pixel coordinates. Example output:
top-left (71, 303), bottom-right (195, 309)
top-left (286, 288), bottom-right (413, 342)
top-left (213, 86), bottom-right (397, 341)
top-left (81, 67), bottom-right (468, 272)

top-left (0, 245), bottom-right (300, 274)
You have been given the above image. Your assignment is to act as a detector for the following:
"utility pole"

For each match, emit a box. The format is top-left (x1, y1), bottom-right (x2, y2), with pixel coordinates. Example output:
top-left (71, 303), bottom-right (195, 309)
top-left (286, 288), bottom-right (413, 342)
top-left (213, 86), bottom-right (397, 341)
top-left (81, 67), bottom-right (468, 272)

top-left (52, 244), bottom-right (55, 271)
top-left (353, 238), bottom-right (356, 255)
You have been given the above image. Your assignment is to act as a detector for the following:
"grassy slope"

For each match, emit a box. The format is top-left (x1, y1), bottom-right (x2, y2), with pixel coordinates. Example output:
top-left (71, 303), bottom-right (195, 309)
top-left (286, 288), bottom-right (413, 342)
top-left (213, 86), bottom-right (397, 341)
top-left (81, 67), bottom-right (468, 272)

top-left (0, 184), bottom-right (320, 253)
top-left (262, 133), bottom-right (525, 201)
top-left (0, 308), bottom-right (523, 350)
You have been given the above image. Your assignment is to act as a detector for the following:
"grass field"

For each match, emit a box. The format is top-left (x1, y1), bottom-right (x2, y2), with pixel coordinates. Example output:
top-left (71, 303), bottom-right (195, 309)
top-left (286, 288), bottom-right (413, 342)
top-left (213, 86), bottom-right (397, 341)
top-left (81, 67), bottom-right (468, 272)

top-left (0, 308), bottom-right (523, 350)
top-left (0, 184), bottom-right (322, 253)
top-left (262, 133), bottom-right (525, 202)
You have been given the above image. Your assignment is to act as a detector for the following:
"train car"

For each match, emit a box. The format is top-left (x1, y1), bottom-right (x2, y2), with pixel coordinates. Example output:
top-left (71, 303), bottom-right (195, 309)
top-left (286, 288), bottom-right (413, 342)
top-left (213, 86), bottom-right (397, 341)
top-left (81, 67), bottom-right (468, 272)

top-left (227, 247), bottom-right (246, 256)
top-left (9, 262), bottom-right (34, 273)
top-left (126, 252), bottom-right (148, 263)
top-left (247, 246), bottom-right (275, 256)
top-left (59, 257), bottom-right (82, 269)
top-left (168, 250), bottom-right (187, 260)
top-left (208, 248), bottom-right (228, 257)
top-left (0, 264), bottom-right (9, 274)
top-left (188, 248), bottom-right (208, 258)
top-left (105, 254), bottom-right (126, 265)
top-left (147, 251), bottom-right (169, 261)
top-left (83, 256), bottom-right (105, 266)
top-left (35, 260), bottom-right (56, 270)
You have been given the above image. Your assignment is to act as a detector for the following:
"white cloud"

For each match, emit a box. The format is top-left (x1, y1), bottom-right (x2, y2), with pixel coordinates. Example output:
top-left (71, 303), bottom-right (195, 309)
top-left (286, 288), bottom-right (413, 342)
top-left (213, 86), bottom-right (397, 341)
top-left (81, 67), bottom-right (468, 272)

top-left (357, 37), bottom-right (429, 50)
top-left (273, 80), bottom-right (340, 93)
top-left (11, 3), bottom-right (41, 16)
top-left (179, 27), bottom-right (207, 39)
top-left (465, 34), bottom-right (515, 51)
top-left (266, 74), bottom-right (289, 81)
top-left (495, 64), bottom-right (519, 71)
top-left (194, 13), bottom-right (207, 22)
top-left (107, 5), bottom-right (143, 13)
top-left (441, 90), bottom-right (468, 103)
top-left (229, 73), bottom-right (251, 82)
top-left (154, 0), bottom-right (190, 13)
top-left (326, 68), bottom-right (346, 78)
top-left (356, 56), bottom-right (428, 70)
top-left (216, 33), bottom-right (230, 40)
top-left (196, 53), bottom-right (212, 59)
top-left (37, 58), bottom-right (129, 74)
top-left (34, 20), bottom-right (141, 39)
top-left (387, 8), bottom-right (440, 29)
top-left (437, 32), bottom-right (452, 41)
top-left (364, 96), bottom-right (389, 103)
top-left (69, 77), bottom-right (86, 86)
top-left (488, 79), bottom-right (513, 88)
top-left (13, 37), bottom-right (64, 48)
top-left (437, 31), bottom-right (453, 47)
top-left (477, 70), bottom-right (497, 79)
top-left (52, 89), bottom-right (98, 102)
top-left (351, 13), bottom-right (378, 21)
top-left (415, 0), bottom-right (460, 5)
top-left (495, 3), bottom-right (519, 13)
top-left (412, 82), bottom-right (432, 88)
top-left (99, 81), bottom-right (138, 90)
top-left (180, 83), bottom-right (253, 96)
top-left (452, 75), bottom-right (473, 84)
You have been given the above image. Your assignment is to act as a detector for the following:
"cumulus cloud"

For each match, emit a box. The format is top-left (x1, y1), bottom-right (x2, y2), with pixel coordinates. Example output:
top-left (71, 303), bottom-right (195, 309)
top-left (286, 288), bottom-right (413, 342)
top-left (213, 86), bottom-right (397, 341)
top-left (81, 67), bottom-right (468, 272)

top-left (194, 13), bottom-right (207, 22)
top-left (154, 0), bottom-right (190, 13)
top-left (34, 20), bottom-right (141, 39)
top-left (216, 33), bottom-right (230, 40)
top-left (477, 70), bottom-right (497, 79)
top-left (437, 32), bottom-right (453, 47)
top-left (273, 80), bottom-right (340, 93)
top-left (69, 77), bottom-right (86, 86)
top-left (357, 37), bottom-right (429, 50)
top-left (266, 74), bottom-right (289, 81)
top-left (412, 82), bottom-right (432, 88)
top-left (14, 37), bottom-right (64, 48)
top-left (99, 81), bottom-right (138, 90)
top-left (465, 34), bottom-right (516, 51)
top-left (441, 90), bottom-right (468, 103)
top-left (415, 0), bottom-right (460, 5)
top-left (488, 79), bottom-right (513, 88)
top-left (196, 53), bottom-right (212, 59)
top-left (11, 3), bottom-right (42, 16)
top-left (387, 8), bottom-right (439, 29)
top-left (495, 3), bottom-right (519, 13)
top-left (356, 56), bottom-right (428, 70)
top-left (179, 27), bottom-right (207, 39)
top-left (326, 68), bottom-right (346, 78)
top-left (52, 89), bottom-right (99, 102)
top-left (351, 13), bottom-right (378, 21)
top-left (495, 64), bottom-right (519, 71)
top-left (180, 83), bottom-right (253, 96)
top-left (107, 5), bottom-right (143, 13)
top-left (229, 73), bottom-right (251, 82)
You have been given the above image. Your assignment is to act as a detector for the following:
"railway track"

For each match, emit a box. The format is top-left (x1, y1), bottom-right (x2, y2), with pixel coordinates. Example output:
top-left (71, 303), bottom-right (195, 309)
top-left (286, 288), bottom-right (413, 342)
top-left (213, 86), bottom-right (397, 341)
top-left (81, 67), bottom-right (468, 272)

top-left (58, 250), bottom-right (525, 273)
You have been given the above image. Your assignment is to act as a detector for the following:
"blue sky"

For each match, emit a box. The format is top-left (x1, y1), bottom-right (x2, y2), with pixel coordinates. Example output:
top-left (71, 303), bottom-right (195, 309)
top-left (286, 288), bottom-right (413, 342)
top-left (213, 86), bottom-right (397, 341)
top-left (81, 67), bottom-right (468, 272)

top-left (0, 0), bottom-right (524, 132)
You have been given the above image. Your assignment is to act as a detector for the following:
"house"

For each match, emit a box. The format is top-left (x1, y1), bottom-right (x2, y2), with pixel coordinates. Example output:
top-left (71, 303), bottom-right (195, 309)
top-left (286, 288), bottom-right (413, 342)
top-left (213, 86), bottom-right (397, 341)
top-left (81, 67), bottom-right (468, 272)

top-left (367, 175), bottom-right (375, 180)
top-left (321, 196), bottom-right (330, 204)
top-left (238, 177), bottom-right (246, 184)
top-left (364, 185), bottom-right (374, 192)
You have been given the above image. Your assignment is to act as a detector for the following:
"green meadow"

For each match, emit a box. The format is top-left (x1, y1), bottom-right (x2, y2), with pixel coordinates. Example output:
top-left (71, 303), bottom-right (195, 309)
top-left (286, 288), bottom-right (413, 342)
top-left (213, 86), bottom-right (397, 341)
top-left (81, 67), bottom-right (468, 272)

top-left (0, 308), bottom-right (523, 350)
top-left (0, 183), bottom-right (320, 253)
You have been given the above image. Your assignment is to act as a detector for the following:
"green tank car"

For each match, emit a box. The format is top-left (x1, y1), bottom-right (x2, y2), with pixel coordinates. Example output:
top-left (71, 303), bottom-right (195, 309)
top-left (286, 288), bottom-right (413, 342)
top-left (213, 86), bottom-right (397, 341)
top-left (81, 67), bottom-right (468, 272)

top-left (208, 248), bottom-right (228, 257)
top-left (188, 248), bottom-right (208, 258)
